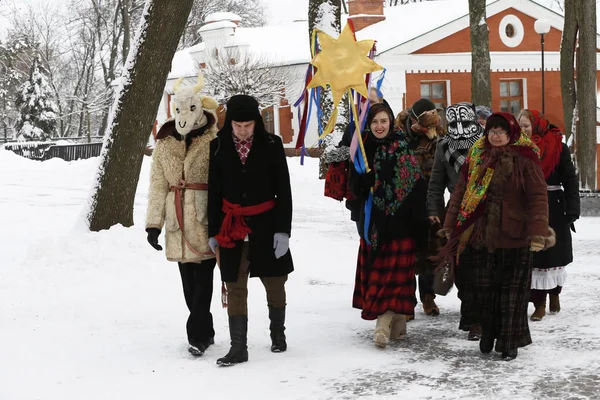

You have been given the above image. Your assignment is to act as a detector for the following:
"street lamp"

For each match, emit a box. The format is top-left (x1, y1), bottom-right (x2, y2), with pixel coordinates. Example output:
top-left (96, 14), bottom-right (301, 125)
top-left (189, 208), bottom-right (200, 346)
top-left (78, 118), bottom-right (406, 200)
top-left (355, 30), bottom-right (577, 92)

top-left (534, 19), bottom-right (551, 114)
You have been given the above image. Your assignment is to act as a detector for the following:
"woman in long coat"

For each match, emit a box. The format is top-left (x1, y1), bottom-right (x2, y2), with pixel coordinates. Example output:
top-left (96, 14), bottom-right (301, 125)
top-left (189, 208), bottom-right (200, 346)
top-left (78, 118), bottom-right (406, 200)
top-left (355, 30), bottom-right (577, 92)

top-left (349, 103), bottom-right (428, 349)
top-left (518, 110), bottom-right (580, 320)
top-left (440, 112), bottom-right (555, 360)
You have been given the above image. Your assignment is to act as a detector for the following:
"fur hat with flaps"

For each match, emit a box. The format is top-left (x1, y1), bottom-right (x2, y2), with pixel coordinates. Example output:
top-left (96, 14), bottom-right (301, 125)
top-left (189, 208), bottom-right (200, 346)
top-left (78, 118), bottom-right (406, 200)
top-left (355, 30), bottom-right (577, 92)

top-left (226, 95), bottom-right (262, 122)
top-left (408, 98), bottom-right (442, 140)
top-left (223, 94), bottom-right (267, 136)
top-left (170, 74), bottom-right (218, 136)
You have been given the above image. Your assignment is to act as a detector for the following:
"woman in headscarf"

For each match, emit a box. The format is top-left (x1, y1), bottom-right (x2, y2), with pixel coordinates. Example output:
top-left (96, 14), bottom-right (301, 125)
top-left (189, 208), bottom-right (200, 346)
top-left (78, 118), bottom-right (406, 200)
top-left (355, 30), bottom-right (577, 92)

top-left (349, 103), bottom-right (428, 349)
top-left (427, 102), bottom-right (484, 340)
top-left (518, 110), bottom-right (580, 321)
top-left (440, 112), bottom-right (555, 360)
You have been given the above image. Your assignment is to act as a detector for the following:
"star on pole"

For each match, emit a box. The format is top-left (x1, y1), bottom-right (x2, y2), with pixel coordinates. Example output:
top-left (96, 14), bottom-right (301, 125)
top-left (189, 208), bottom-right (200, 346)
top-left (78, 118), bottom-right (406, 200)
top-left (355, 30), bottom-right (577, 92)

top-left (307, 24), bottom-right (384, 106)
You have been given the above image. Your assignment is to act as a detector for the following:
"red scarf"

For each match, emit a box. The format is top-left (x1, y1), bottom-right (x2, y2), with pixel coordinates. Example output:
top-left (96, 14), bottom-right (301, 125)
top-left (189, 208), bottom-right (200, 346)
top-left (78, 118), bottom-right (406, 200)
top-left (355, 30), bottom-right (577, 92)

top-left (526, 110), bottom-right (563, 179)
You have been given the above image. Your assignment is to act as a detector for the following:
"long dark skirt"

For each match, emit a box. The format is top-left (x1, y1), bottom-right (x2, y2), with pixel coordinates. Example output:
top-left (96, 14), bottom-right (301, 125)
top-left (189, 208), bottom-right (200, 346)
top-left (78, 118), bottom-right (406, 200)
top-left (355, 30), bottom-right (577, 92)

top-left (455, 247), bottom-right (488, 331)
top-left (481, 247), bottom-right (533, 353)
top-left (352, 238), bottom-right (417, 320)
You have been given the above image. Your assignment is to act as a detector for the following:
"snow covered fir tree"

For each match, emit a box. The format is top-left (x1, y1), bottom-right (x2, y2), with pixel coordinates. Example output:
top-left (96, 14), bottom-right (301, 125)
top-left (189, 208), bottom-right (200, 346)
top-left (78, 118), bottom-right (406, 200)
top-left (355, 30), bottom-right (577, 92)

top-left (14, 56), bottom-right (59, 141)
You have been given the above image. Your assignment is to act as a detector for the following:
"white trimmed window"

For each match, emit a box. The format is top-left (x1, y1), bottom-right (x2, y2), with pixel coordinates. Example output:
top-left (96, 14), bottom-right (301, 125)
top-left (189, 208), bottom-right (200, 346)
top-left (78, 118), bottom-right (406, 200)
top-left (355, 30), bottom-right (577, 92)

top-left (500, 80), bottom-right (524, 115)
top-left (420, 81), bottom-right (449, 109)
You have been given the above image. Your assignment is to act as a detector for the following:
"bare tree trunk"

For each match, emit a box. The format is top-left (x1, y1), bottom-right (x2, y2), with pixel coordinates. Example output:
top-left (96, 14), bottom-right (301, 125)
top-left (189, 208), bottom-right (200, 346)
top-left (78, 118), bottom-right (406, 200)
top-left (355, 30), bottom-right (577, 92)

top-left (560, 0), bottom-right (578, 141)
top-left (576, 0), bottom-right (597, 190)
top-left (86, 0), bottom-right (194, 231)
top-left (308, 0), bottom-right (341, 179)
top-left (468, 0), bottom-right (492, 107)
top-left (122, 0), bottom-right (132, 60)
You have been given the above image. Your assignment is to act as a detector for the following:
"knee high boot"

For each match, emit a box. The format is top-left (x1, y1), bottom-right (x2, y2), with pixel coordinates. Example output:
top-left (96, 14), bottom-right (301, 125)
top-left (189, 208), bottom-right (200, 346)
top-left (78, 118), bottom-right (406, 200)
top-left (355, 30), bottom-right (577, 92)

top-left (269, 306), bottom-right (287, 353)
top-left (217, 315), bottom-right (249, 367)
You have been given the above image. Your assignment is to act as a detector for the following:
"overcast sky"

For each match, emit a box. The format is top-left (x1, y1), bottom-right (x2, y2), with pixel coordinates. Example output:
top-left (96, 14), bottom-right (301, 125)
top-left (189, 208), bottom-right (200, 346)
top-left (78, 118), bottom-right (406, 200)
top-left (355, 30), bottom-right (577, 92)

top-left (264, 0), bottom-right (308, 24)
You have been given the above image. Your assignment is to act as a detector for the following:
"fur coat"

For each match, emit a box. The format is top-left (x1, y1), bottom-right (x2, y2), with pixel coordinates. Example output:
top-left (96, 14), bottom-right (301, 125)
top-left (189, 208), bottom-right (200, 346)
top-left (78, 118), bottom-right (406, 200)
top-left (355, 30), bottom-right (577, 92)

top-left (146, 114), bottom-right (218, 263)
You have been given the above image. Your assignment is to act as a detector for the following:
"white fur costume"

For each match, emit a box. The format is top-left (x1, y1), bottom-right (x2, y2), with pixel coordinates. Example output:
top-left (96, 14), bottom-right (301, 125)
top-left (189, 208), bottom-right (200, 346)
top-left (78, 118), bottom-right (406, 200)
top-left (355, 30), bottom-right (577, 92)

top-left (146, 75), bottom-right (219, 263)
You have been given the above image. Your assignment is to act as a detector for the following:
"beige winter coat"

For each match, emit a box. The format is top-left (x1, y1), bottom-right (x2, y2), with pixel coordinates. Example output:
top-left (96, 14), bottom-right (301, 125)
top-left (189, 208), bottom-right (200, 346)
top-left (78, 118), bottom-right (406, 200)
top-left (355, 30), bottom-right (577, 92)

top-left (146, 118), bottom-right (217, 263)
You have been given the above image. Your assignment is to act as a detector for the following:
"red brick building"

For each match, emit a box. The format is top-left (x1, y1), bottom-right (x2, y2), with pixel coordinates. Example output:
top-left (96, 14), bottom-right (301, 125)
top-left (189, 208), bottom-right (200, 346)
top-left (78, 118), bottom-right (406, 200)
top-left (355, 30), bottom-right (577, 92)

top-left (351, 0), bottom-right (600, 187)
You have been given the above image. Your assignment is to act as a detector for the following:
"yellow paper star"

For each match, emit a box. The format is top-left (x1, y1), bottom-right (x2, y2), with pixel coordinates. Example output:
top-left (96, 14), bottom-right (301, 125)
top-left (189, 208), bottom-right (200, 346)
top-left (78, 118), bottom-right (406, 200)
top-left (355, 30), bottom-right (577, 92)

top-left (307, 24), bottom-right (384, 106)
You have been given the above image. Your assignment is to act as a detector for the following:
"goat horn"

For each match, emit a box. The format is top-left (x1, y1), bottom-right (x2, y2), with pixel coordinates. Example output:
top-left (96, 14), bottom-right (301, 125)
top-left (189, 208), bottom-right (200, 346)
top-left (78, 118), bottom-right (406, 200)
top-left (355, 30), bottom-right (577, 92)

top-left (172, 77), bottom-right (185, 93)
top-left (192, 73), bottom-right (205, 94)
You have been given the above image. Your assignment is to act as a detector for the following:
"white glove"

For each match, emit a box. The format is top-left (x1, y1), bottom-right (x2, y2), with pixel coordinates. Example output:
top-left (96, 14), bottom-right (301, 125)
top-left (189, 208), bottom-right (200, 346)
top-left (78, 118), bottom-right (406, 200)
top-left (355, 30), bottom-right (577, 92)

top-left (208, 237), bottom-right (219, 254)
top-left (273, 233), bottom-right (289, 259)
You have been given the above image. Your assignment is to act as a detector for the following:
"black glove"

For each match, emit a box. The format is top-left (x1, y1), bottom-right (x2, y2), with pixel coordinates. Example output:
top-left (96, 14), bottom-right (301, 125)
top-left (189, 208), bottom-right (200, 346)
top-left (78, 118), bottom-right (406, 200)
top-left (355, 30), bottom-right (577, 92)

top-left (359, 170), bottom-right (375, 193)
top-left (146, 228), bottom-right (163, 251)
top-left (566, 214), bottom-right (578, 233)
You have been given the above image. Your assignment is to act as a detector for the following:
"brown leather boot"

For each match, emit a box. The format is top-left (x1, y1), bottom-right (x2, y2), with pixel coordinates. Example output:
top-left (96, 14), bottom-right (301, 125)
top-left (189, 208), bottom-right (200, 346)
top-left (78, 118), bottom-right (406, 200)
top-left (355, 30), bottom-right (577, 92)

top-left (530, 303), bottom-right (546, 321)
top-left (422, 294), bottom-right (440, 316)
top-left (549, 295), bottom-right (560, 313)
top-left (468, 324), bottom-right (482, 341)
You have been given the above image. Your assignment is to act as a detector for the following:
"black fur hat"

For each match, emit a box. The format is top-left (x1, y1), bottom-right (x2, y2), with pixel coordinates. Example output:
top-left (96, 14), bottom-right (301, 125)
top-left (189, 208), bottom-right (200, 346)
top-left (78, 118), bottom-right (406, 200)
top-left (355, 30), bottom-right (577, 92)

top-left (226, 95), bottom-right (261, 122)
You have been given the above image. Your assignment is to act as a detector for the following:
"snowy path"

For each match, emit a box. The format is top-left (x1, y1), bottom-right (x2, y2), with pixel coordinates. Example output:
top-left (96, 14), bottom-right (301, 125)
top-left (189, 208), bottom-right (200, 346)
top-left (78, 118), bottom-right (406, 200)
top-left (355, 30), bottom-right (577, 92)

top-left (1, 150), bottom-right (599, 400)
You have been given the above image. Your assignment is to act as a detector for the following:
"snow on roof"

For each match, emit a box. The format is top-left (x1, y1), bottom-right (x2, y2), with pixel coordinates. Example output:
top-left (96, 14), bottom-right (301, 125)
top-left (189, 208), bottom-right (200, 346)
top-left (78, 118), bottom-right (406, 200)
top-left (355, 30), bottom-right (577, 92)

top-left (199, 20), bottom-right (237, 33)
top-left (168, 49), bottom-right (196, 80)
top-left (205, 12), bottom-right (241, 23)
top-left (352, 0), bottom-right (476, 54)
top-left (229, 20), bottom-right (312, 66)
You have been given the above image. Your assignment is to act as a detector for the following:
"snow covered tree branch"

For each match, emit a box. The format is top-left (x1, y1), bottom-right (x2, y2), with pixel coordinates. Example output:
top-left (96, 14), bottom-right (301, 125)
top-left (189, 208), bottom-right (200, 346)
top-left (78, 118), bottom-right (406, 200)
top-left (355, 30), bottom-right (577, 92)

top-left (203, 48), bottom-right (299, 107)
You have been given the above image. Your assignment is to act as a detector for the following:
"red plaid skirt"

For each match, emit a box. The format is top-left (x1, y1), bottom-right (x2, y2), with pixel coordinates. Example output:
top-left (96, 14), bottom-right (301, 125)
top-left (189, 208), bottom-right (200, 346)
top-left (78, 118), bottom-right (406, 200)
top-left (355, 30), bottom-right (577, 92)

top-left (353, 238), bottom-right (417, 320)
top-left (324, 161), bottom-right (356, 201)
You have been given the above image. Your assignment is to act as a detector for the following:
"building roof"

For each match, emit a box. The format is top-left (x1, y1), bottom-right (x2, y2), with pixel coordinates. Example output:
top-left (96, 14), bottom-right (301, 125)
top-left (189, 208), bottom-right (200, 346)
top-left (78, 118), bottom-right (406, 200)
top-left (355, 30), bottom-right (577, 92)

top-left (168, 49), bottom-right (197, 80)
top-left (167, 0), bottom-right (598, 79)
top-left (230, 21), bottom-right (311, 66)
top-left (205, 12), bottom-right (241, 23)
top-left (199, 20), bottom-right (237, 33)
top-left (352, 0), bottom-right (477, 54)
top-left (355, 0), bottom-right (600, 55)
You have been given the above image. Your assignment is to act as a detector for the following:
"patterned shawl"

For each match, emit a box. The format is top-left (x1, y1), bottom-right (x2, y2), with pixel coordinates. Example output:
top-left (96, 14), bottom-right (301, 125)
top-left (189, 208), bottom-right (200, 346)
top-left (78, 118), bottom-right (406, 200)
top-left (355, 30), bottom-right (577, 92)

top-left (369, 131), bottom-right (423, 248)
top-left (523, 109), bottom-right (563, 179)
top-left (452, 133), bottom-right (540, 261)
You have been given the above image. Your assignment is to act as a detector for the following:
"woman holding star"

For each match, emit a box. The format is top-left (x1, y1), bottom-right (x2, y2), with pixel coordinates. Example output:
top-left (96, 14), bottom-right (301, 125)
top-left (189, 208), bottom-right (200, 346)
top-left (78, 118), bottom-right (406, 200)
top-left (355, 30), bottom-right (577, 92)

top-left (349, 103), bottom-right (429, 348)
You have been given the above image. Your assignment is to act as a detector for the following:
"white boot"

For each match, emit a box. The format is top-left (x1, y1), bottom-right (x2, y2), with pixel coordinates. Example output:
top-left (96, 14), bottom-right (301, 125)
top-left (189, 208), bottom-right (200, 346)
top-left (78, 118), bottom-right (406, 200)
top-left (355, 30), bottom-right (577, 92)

top-left (390, 314), bottom-right (407, 340)
top-left (374, 311), bottom-right (394, 348)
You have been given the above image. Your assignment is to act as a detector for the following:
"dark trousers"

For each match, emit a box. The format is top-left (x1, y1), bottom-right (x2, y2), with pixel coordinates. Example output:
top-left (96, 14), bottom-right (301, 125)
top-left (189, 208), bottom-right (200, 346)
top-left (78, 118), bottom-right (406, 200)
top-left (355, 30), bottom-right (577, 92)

top-left (418, 272), bottom-right (435, 301)
top-left (530, 286), bottom-right (562, 304)
top-left (225, 243), bottom-right (287, 316)
top-left (178, 258), bottom-right (217, 346)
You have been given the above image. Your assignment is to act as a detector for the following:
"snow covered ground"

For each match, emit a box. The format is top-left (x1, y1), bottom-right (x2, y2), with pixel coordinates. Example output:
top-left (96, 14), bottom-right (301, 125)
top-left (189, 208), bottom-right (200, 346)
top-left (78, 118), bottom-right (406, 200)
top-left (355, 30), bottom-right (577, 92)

top-left (1, 149), bottom-right (599, 400)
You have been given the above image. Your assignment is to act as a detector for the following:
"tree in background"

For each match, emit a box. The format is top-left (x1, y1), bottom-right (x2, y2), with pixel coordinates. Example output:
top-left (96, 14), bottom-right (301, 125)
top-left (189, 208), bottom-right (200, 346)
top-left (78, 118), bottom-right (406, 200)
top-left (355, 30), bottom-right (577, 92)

top-left (468, 0), bottom-right (492, 108)
top-left (203, 48), bottom-right (296, 107)
top-left (0, 34), bottom-right (34, 141)
top-left (309, 0), bottom-right (342, 179)
top-left (560, 0), bottom-right (597, 190)
top-left (14, 55), bottom-right (59, 141)
top-left (179, 0), bottom-right (267, 48)
top-left (86, 0), bottom-right (195, 231)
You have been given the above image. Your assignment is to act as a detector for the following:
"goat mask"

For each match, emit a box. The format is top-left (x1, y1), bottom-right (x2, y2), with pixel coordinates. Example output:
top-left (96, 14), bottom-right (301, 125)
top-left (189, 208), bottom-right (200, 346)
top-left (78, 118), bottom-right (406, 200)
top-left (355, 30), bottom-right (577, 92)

top-left (171, 74), bottom-right (218, 135)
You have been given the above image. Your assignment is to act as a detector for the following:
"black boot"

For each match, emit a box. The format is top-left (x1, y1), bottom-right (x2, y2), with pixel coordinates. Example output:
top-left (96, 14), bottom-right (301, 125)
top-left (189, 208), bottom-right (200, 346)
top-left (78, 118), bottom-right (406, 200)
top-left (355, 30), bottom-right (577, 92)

top-left (217, 315), bottom-right (248, 367)
top-left (269, 306), bottom-right (287, 353)
top-left (188, 337), bottom-right (214, 357)
top-left (479, 330), bottom-right (495, 354)
top-left (502, 348), bottom-right (518, 360)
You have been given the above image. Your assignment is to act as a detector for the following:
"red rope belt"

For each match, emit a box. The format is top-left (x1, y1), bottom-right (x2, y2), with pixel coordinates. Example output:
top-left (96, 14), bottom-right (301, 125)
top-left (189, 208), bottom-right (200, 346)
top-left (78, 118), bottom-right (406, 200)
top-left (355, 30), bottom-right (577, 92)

top-left (169, 179), bottom-right (212, 257)
top-left (214, 199), bottom-right (276, 248)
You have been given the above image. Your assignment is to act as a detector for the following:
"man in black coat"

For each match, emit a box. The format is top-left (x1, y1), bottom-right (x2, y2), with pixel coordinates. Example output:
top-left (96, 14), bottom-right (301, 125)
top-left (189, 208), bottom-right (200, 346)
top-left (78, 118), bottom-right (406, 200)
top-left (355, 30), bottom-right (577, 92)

top-left (208, 94), bottom-right (294, 367)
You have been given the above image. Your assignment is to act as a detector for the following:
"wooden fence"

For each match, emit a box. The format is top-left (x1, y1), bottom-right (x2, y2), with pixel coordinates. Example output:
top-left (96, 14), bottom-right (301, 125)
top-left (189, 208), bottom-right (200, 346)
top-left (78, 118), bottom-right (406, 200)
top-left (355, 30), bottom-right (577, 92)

top-left (5, 142), bottom-right (103, 161)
